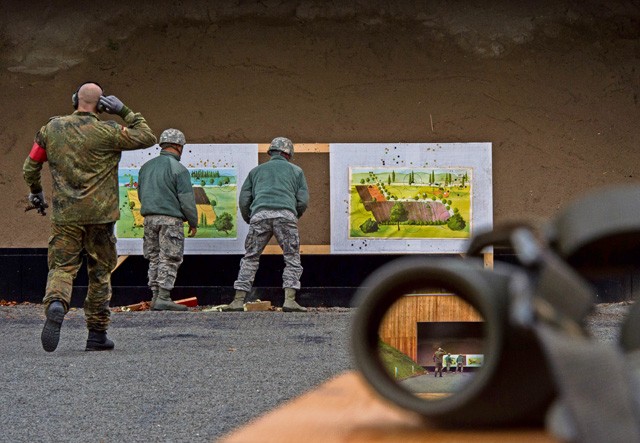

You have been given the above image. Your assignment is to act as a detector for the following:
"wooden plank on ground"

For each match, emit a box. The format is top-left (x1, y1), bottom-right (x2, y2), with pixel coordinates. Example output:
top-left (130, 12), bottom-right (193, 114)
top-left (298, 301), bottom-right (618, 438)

top-left (113, 255), bottom-right (129, 272)
top-left (175, 297), bottom-right (198, 307)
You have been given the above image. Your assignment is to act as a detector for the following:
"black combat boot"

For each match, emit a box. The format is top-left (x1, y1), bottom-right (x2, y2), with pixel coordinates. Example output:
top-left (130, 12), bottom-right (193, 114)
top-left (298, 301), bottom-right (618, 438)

top-left (41, 301), bottom-right (66, 352)
top-left (85, 329), bottom-right (115, 351)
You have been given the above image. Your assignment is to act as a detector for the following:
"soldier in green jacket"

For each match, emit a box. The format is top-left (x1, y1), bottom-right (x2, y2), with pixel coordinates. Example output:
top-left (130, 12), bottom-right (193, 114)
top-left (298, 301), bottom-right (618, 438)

top-left (137, 129), bottom-right (198, 311)
top-left (23, 81), bottom-right (157, 352)
top-left (225, 137), bottom-right (309, 312)
top-left (445, 353), bottom-right (453, 372)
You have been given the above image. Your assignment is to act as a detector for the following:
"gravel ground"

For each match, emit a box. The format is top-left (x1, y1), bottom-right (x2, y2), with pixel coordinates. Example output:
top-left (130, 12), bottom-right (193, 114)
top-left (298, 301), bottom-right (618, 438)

top-left (0, 302), bottom-right (631, 442)
top-left (0, 305), bottom-right (355, 442)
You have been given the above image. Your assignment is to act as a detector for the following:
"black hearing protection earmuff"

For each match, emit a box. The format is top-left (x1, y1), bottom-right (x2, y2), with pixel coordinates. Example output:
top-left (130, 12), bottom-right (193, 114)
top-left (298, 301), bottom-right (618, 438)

top-left (72, 81), bottom-right (105, 112)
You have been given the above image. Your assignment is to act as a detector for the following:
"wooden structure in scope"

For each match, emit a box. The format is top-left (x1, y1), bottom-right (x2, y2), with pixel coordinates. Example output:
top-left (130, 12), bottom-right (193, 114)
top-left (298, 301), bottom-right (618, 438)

top-left (379, 294), bottom-right (483, 362)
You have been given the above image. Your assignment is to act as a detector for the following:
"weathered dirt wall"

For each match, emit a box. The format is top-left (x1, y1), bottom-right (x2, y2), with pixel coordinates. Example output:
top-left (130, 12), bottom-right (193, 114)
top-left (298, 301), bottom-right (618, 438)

top-left (1, 0), bottom-right (639, 247)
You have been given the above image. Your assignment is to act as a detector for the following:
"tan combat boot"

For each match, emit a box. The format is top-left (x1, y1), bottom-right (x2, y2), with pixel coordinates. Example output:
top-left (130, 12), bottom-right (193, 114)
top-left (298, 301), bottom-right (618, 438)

top-left (282, 288), bottom-right (307, 312)
top-left (152, 288), bottom-right (188, 311)
top-left (150, 288), bottom-right (158, 309)
top-left (222, 290), bottom-right (246, 311)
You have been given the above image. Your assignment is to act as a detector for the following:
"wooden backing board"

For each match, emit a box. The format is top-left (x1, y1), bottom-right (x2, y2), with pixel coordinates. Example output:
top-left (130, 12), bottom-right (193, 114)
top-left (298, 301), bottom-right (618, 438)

top-left (115, 251), bottom-right (492, 261)
top-left (116, 143), bottom-right (494, 258)
top-left (262, 244), bottom-right (330, 254)
top-left (257, 143), bottom-right (330, 153)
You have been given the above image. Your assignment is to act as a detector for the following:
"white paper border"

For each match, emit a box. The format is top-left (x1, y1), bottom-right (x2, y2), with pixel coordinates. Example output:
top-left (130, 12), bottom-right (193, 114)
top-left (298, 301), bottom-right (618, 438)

top-left (330, 143), bottom-right (492, 254)
top-left (116, 144), bottom-right (258, 255)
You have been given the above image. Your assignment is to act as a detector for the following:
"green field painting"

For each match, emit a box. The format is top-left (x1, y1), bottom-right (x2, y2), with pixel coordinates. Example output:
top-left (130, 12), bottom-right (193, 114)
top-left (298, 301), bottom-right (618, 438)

top-left (349, 167), bottom-right (472, 239)
top-left (116, 168), bottom-right (238, 239)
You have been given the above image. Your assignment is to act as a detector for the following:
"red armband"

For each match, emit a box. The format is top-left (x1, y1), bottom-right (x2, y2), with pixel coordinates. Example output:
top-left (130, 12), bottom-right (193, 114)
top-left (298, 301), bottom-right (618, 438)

top-left (29, 142), bottom-right (47, 162)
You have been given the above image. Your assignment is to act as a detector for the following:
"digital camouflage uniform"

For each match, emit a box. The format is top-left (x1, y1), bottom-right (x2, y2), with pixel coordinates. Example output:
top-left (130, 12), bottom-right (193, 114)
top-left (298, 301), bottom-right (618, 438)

top-left (233, 141), bottom-right (309, 294)
top-left (137, 137), bottom-right (198, 293)
top-left (142, 216), bottom-right (186, 292)
top-left (234, 210), bottom-right (302, 292)
top-left (23, 110), bottom-right (156, 331)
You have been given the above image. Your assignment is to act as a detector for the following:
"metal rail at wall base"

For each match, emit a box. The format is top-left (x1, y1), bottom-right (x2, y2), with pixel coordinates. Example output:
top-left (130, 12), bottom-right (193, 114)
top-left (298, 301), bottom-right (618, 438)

top-left (1, 248), bottom-right (637, 308)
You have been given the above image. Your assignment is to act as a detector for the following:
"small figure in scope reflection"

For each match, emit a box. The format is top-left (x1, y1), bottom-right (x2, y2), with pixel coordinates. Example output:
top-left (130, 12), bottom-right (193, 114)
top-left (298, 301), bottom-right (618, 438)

top-left (456, 354), bottom-right (465, 373)
top-left (433, 347), bottom-right (447, 377)
top-left (445, 353), bottom-right (453, 373)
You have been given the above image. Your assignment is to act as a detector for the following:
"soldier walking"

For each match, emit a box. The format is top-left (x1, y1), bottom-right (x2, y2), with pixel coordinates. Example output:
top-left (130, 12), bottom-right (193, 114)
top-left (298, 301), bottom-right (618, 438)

top-left (433, 347), bottom-right (447, 377)
top-left (23, 81), bottom-right (156, 352)
top-left (137, 129), bottom-right (198, 311)
top-left (225, 137), bottom-right (309, 312)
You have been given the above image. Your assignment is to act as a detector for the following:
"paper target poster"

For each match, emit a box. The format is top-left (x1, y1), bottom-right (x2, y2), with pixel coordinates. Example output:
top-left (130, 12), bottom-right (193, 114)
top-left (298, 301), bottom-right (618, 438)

top-left (330, 143), bottom-right (492, 254)
top-left (116, 144), bottom-right (257, 255)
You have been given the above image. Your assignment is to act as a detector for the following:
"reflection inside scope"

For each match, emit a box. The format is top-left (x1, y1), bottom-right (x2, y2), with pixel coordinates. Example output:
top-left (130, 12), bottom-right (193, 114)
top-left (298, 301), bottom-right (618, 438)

top-left (377, 292), bottom-right (485, 401)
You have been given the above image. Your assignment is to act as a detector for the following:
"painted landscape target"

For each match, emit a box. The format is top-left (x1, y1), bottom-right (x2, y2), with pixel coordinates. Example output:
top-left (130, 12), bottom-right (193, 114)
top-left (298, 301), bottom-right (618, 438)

top-left (349, 167), bottom-right (472, 239)
top-left (116, 143), bottom-right (257, 255)
top-left (330, 143), bottom-right (492, 254)
top-left (117, 167), bottom-right (238, 240)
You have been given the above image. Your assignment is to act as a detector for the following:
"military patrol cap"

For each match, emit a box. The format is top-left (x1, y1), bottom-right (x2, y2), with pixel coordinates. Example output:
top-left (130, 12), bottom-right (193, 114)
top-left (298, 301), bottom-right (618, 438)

top-left (268, 136), bottom-right (294, 158)
top-left (159, 128), bottom-right (186, 147)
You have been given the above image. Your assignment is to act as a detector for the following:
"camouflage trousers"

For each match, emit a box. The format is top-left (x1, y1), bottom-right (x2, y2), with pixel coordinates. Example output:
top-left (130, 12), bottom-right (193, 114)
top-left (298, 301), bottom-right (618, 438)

top-left (143, 215), bottom-right (185, 291)
top-left (45, 222), bottom-right (117, 331)
top-left (234, 217), bottom-right (302, 292)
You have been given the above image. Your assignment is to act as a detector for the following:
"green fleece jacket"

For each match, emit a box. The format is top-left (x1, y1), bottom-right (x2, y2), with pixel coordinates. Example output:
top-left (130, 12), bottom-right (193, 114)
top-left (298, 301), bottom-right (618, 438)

top-left (239, 154), bottom-right (309, 223)
top-left (137, 150), bottom-right (198, 227)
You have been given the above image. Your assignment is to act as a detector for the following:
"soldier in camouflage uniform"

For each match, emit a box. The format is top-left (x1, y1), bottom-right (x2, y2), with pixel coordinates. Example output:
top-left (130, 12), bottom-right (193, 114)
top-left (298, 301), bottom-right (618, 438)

top-left (225, 137), bottom-right (309, 312)
top-left (23, 82), bottom-right (156, 352)
top-left (433, 347), bottom-right (447, 377)
top-left (138, 129), bottom-right (198, 311)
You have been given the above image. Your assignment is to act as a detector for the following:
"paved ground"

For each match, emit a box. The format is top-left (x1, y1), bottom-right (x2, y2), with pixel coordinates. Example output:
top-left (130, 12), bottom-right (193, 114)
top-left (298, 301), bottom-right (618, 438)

top-left (0, 305), bottom-right (355, 442)
top-left (0, 302), bottom-right (629, 442)
top-left (400, 370), bottom-right (477, 396)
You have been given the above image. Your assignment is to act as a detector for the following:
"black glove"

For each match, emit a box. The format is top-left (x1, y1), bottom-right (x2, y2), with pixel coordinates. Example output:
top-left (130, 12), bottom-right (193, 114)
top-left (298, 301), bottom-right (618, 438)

top-left (99, 95), bottom-right (130, 118)
top-left (26, 192), bottom-right (48, 216)
top-left (29, 192), bottom-right (46, 206)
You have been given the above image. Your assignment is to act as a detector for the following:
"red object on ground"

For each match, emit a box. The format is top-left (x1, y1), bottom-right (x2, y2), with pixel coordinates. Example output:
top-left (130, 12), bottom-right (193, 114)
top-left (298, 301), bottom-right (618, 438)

top-left (175, 297), bottom-right (198, 307)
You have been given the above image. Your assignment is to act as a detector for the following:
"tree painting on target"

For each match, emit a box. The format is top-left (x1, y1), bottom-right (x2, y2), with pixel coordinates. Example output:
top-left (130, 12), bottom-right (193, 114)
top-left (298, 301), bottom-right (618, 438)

top-left (349, 167), bottom-right (472, 239)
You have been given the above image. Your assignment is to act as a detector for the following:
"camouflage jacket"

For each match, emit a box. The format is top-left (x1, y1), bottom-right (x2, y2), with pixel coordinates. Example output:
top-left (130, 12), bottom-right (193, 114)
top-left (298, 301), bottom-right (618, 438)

top-left (23, 110), bottom-right (156, 224)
